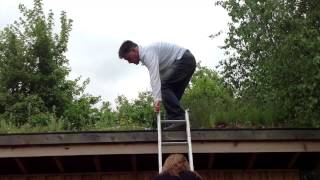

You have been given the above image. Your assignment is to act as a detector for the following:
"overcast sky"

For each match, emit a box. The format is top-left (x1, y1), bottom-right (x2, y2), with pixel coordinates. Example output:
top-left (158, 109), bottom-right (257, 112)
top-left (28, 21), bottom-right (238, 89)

top-left (0, 0), bottom-right (230, 107)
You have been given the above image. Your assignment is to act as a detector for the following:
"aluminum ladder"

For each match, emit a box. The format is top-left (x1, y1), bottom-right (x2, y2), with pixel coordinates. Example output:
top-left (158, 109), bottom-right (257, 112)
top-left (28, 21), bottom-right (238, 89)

top-left (156, 110), bottom-right (194, 173)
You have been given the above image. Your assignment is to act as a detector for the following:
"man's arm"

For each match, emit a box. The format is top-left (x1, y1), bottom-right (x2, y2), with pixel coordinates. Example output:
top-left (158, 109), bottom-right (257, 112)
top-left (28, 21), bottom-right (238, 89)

top-left (143, 50), bottom-right (162, 112)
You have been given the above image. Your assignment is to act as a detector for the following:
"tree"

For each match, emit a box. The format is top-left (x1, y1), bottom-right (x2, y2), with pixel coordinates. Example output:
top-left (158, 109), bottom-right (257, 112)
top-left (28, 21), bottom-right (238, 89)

top-left (217, 0), bottom-right (320, 127)
top-left (0, 0), bottom-right (100, 129)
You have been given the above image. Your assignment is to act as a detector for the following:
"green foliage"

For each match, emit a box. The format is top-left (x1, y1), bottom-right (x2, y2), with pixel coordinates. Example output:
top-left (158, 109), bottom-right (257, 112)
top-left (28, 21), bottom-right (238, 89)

top-left (95, 101), bottom-right (117, 128)
top-left (0, 0), bottom-right (101, 132)
top-left (115, 91), bottom-right (154, 129)
top-left (0, 0), bottom-right (74, 116)
top-left (61, 78), bottom-right (101, 130)
top-left (211, 100), bottom-right (277, 128)
top-left (4, 95), bottom-right (47, 127)
top-left (63, 95), bottom-right (101, 131)
top-left (217, 0), bottom-right (320, 127)
top-left (182, 63), bottom-right (233, 128)
top-left (181, 63), bottom-right (282, 128)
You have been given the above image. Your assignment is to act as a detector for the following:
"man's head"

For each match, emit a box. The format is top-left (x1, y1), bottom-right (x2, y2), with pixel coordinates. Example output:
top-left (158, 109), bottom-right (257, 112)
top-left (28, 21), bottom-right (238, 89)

top-left (118, 40), bottom-right (140, 65)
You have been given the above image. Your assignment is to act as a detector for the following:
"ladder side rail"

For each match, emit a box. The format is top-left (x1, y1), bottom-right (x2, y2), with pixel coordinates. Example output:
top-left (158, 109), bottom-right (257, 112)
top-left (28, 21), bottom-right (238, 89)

top-left (185, 110), bottom-right (194, 171)
top-left (157, 112), bottom-right (162, 173)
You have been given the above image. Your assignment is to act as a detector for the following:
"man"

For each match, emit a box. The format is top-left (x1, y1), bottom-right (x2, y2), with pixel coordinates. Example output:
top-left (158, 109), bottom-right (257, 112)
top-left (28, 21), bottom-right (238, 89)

top-left (118, 40), bottom-right (196, 129)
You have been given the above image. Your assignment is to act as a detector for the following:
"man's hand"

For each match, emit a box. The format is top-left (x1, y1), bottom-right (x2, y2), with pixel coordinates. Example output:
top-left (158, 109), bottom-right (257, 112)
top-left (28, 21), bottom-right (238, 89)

top-left (154, 100), bottom-right (161, 113)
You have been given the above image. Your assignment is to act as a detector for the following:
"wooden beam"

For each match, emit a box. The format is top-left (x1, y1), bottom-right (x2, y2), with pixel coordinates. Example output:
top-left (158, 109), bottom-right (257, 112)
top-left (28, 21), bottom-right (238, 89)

top-left (0, 141), bottom-right (320, 158)
top-left (288, 152), bottom-right (301, 169)
top-left (53, 157), bottom-right (64, 173)
top-left (207, 154), bottom-right (215, 169)
top-left (94, 156), bottom-right (101, 172)
top-left (14, 158), bottom-right (27, 174)
top-left (1, 129), bottom-right (320, 146)
top-left (246, 153), bottom-right (257, 169)
top-left (0, 169), bottom-right (301, 179)
top-left (131, 155), bottom-right (137, 172)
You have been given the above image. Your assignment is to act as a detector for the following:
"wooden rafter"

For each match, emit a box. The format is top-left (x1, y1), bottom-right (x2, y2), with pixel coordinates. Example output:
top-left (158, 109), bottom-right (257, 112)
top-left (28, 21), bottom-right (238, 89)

top-left (246, 153), bottom-right (257, 169)
top-left (288, 152), bottom-right (301, 169)
top-left (53, 157), bottom-right (64, 173)
top-left (208, 154), bottom-right (215, 169)
top-left (131, 155), bottom-right (137, 171)
top-left (94, 155), bottom-right (101, 172)
top-left (14, 158), bottom-right (27, 174)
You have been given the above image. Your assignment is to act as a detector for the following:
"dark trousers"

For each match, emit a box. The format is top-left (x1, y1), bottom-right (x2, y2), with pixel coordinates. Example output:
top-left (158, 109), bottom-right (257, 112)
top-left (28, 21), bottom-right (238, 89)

top-left (161, 50), bottom-right (196, 120)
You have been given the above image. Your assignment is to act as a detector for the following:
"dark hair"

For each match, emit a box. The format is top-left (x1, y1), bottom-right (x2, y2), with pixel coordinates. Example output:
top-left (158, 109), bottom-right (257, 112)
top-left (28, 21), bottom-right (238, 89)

top-left (118, 40), bottom-right (138, 59)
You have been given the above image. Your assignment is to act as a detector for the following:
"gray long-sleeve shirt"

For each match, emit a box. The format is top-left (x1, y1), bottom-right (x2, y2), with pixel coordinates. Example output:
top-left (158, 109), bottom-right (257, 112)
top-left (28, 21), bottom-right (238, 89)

top-left (139, 42), bottom-right (187, 102)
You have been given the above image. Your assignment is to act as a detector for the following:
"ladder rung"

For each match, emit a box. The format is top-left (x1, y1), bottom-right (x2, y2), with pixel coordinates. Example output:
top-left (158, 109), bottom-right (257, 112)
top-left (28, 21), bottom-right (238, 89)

top-left (161, 120), bottom-right (186, 123)
top-left (162, 141), bottom-right (188, 145)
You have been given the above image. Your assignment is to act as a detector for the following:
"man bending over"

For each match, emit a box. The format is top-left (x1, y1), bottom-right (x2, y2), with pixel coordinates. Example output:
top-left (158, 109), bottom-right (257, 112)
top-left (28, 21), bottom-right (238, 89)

top-left (118, 40), bottom-right (196, 129)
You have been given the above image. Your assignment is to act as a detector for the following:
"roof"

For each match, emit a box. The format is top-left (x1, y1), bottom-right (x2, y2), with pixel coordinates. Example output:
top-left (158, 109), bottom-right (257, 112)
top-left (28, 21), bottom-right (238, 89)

top-left (0, 129), bottom-right (319, 175)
